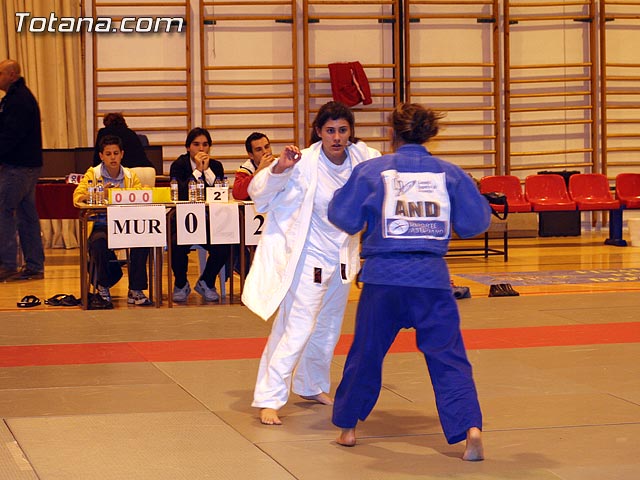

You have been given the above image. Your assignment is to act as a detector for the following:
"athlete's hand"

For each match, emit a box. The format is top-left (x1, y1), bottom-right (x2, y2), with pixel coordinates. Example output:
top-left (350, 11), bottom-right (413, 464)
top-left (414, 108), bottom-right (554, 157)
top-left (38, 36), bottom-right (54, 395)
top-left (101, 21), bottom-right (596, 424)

top-left (272, 145), bottom-right (301, 174)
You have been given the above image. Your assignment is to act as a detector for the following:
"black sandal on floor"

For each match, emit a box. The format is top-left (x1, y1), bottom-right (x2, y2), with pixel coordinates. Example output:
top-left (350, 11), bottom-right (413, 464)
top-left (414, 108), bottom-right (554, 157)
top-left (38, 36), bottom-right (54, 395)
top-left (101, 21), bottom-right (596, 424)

top-left (45, 293), bottom-right (67, 306)
top-left (45, 294), bottom-right (82, 307)
top-left (17, 295), bottom-right (41, 308)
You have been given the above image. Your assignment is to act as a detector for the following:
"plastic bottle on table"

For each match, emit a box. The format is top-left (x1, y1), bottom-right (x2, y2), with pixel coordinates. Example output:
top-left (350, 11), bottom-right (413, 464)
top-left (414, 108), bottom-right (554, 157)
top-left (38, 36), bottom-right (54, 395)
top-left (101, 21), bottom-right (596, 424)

top-left (196, 176), bottom-right (205, 202)
top-left (170, 177), bottom-right (179, 202)
top-left (95, 178), bottom-right (104, 205)
top-left (188, 178), bottom-right (197, 202)
top-left (87, 179), bottom-right (95, 205)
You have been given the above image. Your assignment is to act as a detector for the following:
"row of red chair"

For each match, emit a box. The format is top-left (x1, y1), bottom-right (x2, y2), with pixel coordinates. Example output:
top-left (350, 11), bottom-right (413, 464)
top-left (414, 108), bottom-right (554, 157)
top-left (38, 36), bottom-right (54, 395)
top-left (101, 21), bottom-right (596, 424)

top-left (479, 173), bottom-right (640, 213)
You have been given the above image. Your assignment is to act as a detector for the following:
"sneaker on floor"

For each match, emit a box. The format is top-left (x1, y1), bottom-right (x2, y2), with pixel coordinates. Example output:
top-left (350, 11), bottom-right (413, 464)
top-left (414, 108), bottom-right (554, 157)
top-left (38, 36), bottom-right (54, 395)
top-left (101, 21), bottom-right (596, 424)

top-left (97, 284), bottom-right (111, 302)
top-left (128, 289), bottom-right (152, 306)
top-left (195, 279), bottom-right (219, 302)
top-left (172, 281), bottom-right (191, 302)
top-left (452, 285), bottom-right (471, 299)
top-left (12, 267), bottom-right (44, 281)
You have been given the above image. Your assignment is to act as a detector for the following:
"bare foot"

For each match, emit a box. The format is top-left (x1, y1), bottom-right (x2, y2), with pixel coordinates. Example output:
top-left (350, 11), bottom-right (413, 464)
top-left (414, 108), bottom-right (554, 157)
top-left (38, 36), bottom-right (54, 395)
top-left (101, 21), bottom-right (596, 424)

top-left (260, 408), bottom-right (282, 425)
top-left (336, 428), bottom-right (356, 447)
top-left (299, 392), bottom-right (333, 405)
top-left (462, 427), bottom-right (484, 461)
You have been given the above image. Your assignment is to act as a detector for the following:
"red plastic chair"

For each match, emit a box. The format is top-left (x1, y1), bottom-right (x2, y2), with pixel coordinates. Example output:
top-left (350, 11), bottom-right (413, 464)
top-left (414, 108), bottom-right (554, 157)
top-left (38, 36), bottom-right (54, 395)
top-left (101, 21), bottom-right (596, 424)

top-left (615, 173), bottom-right (640, 209)
top-left (524, 174), bottom-right (577, 211)
top-left (568, 173), bottom-right (620, 210)
top-left (480, 175), bottom-right (532, 213)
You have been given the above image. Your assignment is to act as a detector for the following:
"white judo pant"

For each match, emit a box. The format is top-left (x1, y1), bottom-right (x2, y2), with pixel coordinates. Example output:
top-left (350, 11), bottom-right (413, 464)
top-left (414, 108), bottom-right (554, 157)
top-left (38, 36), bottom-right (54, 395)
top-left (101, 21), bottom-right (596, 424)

top-left (252, 250), bottom-right (351, 409)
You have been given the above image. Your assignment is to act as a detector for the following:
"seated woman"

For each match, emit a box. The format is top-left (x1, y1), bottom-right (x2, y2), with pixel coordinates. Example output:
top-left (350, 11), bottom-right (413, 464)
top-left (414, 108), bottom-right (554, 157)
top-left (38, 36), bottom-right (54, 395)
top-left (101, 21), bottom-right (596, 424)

top-left (74, 135), bottom-right (152, 306)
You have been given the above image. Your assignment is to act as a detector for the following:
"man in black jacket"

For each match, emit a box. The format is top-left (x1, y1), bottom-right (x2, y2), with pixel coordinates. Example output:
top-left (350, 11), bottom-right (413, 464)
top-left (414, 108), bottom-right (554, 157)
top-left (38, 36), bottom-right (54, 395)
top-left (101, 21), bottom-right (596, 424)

top-left (169, 127), bottom-right (230, 302)
top-left (0, 59), bottom-right (45, 281)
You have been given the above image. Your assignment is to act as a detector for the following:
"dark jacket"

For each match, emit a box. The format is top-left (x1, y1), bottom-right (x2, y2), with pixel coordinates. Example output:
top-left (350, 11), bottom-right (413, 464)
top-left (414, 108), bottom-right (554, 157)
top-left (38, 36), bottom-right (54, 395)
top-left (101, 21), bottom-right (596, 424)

top-left (169, 153), bottom-right (224, 200)
top-left (0, 77), bottom-right (43, 168)
top-left (93, 124), bottom-right (152, 168)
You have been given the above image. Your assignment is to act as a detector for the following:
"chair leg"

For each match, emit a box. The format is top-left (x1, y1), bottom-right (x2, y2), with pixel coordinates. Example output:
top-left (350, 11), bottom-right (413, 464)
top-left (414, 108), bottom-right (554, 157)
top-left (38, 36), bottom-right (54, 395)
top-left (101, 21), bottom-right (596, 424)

top-left (197, 246), bottom-right (207, 275)
top-left (484, 232), bottom-right (489, 258)
top-left (503, 230), bottom-right (508, 261)
top-left (147, 248), bottom-right (154, 302)
top-left (218, 264), bottom-right (226, 299)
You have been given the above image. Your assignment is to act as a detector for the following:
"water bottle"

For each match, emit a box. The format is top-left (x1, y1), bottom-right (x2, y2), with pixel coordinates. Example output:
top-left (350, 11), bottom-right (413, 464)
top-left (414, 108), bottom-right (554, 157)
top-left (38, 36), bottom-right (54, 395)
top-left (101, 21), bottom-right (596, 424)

top-left (87, 179), bottom-right (95, 205)
top-left (170, 177), bottom-right (179, 202)
top-left (214, 177), bottom-right (223, 187)
top-left (188, 178), bottom-right (197, 202)
top-left (222, 176), bottom-right (228, 188)
top-left (95, 178), bottom-right (104, 205)
top-left (196, 176), bottom-right (205, 202)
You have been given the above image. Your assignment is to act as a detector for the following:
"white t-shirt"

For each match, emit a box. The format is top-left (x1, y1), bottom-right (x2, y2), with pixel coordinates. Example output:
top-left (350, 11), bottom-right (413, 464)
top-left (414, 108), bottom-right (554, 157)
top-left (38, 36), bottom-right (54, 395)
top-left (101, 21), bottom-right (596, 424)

top-left (306, 149), bottom-right (353, 264)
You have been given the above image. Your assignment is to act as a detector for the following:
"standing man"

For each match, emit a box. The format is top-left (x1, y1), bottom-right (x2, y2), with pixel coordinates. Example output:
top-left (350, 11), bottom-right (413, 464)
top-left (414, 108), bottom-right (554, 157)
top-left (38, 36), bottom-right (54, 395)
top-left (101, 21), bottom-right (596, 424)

top-left (232, 132), bottom-right (274, 201)
top-left (0, 59), bottom-right (45, 281)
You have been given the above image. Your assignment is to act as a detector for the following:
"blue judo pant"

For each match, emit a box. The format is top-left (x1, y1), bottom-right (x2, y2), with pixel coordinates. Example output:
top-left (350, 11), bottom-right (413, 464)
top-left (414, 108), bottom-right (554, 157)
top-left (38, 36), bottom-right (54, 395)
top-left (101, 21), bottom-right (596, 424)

top-left (332, 283), bottom-right (482, 445)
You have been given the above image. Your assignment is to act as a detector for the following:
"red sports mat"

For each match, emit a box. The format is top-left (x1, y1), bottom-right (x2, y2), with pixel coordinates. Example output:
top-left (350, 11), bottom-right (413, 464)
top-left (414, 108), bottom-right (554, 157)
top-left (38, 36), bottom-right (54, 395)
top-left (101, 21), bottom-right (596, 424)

top-left (1, 322), bottom-right (639, 368)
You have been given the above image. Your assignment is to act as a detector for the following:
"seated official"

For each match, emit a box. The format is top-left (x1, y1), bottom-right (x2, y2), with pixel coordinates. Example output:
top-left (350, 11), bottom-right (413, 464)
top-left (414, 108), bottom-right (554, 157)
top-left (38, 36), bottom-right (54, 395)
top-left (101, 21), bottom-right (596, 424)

top-left (232, 132), bottom-right (275, 201)
top-left (169, 127), bottom-right (230, 303)
top-left (73, 135), bottom-right (152, 306)
top-left (230, 132), bottom-right (274, 274)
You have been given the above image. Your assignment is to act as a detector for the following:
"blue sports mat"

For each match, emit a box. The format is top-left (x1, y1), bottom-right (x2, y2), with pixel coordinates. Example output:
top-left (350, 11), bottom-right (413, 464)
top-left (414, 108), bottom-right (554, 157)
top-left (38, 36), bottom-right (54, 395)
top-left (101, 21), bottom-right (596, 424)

top-left (456, 268), bottom-right (640, 286)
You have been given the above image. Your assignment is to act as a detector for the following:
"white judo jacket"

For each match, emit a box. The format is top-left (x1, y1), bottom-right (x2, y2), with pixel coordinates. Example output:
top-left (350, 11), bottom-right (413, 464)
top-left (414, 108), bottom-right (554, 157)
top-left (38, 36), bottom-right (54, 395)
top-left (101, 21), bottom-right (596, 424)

top-left (241, 140), bottom-right (380, 320)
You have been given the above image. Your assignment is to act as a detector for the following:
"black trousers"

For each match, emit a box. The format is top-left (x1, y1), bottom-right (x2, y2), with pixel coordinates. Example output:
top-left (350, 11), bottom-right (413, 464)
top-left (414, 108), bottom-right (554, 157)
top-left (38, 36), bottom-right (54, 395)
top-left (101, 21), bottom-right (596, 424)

top-left (171, 242), bottom-right (231, 289)
top-left (88, 225), bottom-right (149, 290)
